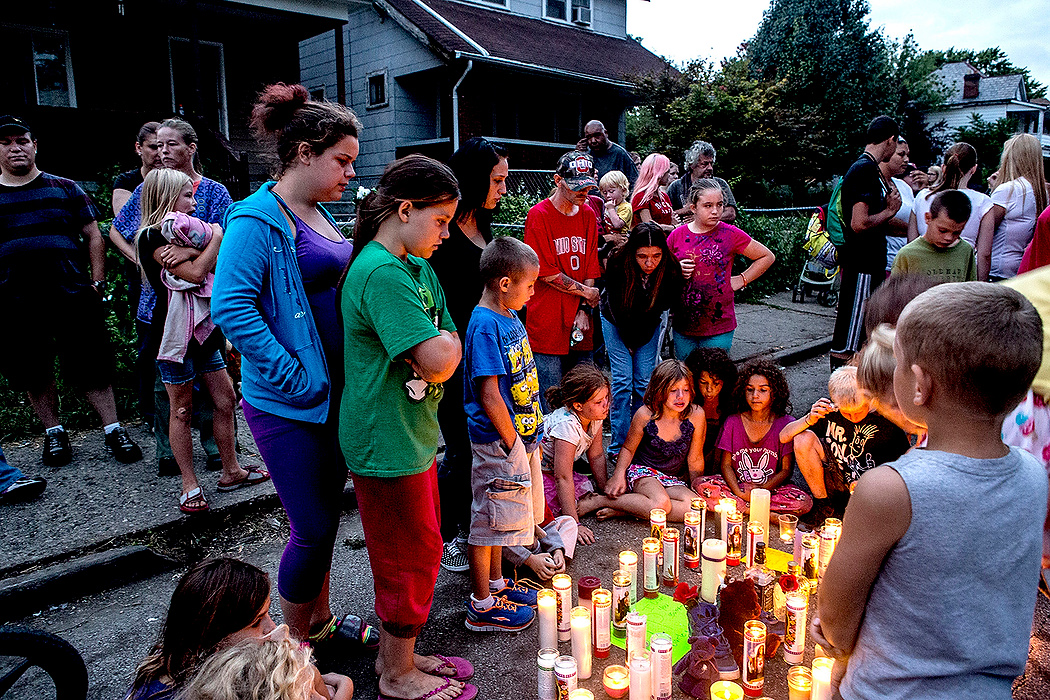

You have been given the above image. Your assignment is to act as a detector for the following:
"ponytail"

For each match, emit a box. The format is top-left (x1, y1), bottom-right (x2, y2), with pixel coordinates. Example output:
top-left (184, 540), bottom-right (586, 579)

top-left (928, 142), bottom-right (977, 198)
top-left (350, 154), bottom-right (459, 265)
top-left (545, 363), bottom-right (609, 412)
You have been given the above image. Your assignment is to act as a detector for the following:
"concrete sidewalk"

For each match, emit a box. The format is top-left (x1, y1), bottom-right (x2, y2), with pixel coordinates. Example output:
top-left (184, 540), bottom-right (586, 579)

top-left (1, 290), bottom-right (833, 618)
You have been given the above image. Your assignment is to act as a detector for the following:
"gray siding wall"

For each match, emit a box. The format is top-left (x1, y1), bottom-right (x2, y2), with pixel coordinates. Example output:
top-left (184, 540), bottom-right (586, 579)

top-left (459, 0), bottom-right (625, 37)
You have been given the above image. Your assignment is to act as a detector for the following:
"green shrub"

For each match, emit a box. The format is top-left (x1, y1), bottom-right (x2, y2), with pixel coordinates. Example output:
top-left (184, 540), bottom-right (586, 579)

top-left (733, 213), bottom-right (811, 303)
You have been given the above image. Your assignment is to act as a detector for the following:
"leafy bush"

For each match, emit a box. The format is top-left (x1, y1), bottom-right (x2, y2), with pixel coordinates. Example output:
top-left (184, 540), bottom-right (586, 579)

top-left (733, 213), bottom-right (811, 303)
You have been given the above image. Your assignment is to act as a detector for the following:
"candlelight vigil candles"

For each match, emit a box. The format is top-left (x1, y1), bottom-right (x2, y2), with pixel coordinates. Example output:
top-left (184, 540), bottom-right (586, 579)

top-left (750, 488), bottom-right (770, 542)
top-left (642, 538), bottom-right (660, 599)
top-left (650, 632), bottom-right (674, 700)
top-left (553, 574), bottom-right (573, 642)
top-left (710, 680), bottom-right (744, 700)
top-left (701, 538), bottom-right (727, 603)
top-left (719, 497), bottom-right (735, 541)
top-left (650, 508), bottom-right (666, 569)
top-left (602, 665), bottom-right (629, 698)
top-left (538, 588), bottom-right (558, 650)
top-left (538, 648), bottom-right (558, 700)
top-left (628, 650), bottom-right (652, 700)
top-left (741, 620), bottom-right (766, 697)
top-left (569, 690), bottom-right (595, 700)
top-left (691, 497), bottom-right (707, 538)
top-left (684, 511), bottom-right (701, 569)
top-left (612, 570), bottom-right (632, 637)
top-left (784, 592), bottom-right (807, 664)
top-left (662, 527), bottom-right (680, 587)
top-left (619, 550), bottom-right (638, 604)
top-left (593, 588), bottom-right (612, 659)
top-left (555, 654), bottom-right (579, 697)
top-left (626, 611), bottom-right (647, 661)
top-left (571, 606), bottom-right (592, 679)
top-left (779, 513), bottom-right (798, 544)
top-left (801, 534), bottom-right (819, 585)
top-left (811, 657), bottom-right (833, 700)
top-left (726, 509), bottom-right (744, 566)
top-left (579, 576), bottom-right (600, 618)
top-left (787, 665), bottom-right (813, 700)
top-left (745, 521), bottom-right (763, 569)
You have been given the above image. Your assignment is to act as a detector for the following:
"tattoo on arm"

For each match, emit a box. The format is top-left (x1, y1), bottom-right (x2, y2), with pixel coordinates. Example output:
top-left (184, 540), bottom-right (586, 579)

top-left (543, 273), bottom-right (586, 295)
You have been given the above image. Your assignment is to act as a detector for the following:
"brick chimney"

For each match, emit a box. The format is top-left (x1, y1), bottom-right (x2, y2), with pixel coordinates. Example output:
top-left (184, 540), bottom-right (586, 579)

top-left (963, 73), bottom-right (980, 99)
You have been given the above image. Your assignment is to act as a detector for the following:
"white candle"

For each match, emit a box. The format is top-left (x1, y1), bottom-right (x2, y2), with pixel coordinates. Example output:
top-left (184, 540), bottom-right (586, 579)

top-left (628, 650), bottom-right (651, 700)
top-left (811, 657), bottom-right (833, 700)
top-left (570, 606), bottom-right (592, 679)
top-left (750, 488), bottom-right (770, 543)
top-left (619, 550), bottom-right (638, 604)
top-left (701, 538), bottom-right (727, 603)
top-left (719, 497), bottom-right (734, 541)
top-left (537, 588), bottom-right (558, 650)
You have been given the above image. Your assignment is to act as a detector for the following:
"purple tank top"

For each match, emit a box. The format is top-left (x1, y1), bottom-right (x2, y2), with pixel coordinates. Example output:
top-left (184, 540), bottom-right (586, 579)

top-left (291, 214), bottom-right (352, 367)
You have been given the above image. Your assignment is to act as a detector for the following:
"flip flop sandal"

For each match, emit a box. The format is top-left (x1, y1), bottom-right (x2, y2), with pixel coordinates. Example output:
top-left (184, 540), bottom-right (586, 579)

top-left (429, 655), bottom-right (474, 681)
top-left (377, 678), bottom-right (478, 700)
top-left (217, 466), bottom-right (270, 492)
top-left (311, 613), bottom-right (380, 652)
top-left (179, 486), bottom-right (209, 514)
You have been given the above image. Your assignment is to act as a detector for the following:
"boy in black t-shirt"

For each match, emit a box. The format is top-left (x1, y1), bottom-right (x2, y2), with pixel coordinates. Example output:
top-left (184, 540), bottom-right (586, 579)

top-left (780, 366), bottom-right (910, 519)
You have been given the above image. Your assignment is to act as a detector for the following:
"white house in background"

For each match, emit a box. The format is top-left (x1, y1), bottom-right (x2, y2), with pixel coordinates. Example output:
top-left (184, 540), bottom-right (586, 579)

top-left (299, 0), bottom-right (670, 182)
top-left (927, 61), bottom-right (1050, 158)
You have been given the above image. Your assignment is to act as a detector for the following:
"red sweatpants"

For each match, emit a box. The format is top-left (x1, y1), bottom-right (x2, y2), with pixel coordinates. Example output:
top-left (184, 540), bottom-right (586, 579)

top-left (352, 462), bottom-right (442, 639)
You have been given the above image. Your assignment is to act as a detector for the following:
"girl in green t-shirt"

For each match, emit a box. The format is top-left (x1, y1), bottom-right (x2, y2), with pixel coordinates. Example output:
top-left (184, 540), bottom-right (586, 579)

top-left (341, 155), bottom-right (479, 700)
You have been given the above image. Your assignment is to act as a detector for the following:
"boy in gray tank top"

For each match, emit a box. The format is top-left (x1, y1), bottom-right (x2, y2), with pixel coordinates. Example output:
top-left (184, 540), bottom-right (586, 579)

top-left (811, 282), bottom-right (1047, 699)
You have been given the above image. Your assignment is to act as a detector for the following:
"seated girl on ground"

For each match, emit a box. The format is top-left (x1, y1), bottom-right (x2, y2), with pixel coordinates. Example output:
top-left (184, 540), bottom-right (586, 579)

top-left (538, 363), bottom-right (612, 545)
top-left (604, 359), bottom-right (706, 522)
top-left (684, 347), bottom-right (737, 475)
top-left (694, 358), bottom-right (812, 515)
top-left (127, 558), bottom-right (352, 700)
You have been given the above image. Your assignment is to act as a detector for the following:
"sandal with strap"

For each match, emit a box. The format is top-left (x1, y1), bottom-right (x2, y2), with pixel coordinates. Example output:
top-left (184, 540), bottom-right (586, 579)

top-left (310, 613), bottom-right (380, 653)
top-left (179, 486), bottom-right (209, 514)
top-left (427, 655), bottom-right (474, 681)
top-left (377, 677), bottom-right (478, 700)
top-left (217, 466), bottom-right (270, 492)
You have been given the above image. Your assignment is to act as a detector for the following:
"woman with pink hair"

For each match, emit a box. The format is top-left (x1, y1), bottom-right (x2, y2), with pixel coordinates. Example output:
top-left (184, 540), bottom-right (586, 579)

top-left (631, 153), bottom-right (675, 233)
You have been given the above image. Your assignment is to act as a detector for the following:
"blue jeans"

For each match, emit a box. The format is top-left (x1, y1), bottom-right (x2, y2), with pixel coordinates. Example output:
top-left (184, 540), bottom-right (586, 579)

top-left (673, 329), bottom-right (734, 359)
top-left (602, 313), bottom-right (662, 452)
top-left (535, 350), bottom-right (594, 414)
top-left (0, 445), bottom-right (23, 493)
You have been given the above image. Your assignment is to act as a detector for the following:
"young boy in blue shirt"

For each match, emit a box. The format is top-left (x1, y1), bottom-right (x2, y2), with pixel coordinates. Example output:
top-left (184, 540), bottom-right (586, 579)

top-left (813, 283), bottom-right (1047, 699)
top-left (463, 236), bottom-right (545, 632)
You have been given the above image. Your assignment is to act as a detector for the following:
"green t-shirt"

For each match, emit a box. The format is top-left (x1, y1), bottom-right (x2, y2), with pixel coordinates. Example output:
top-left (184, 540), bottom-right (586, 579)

top-left (340, 241), bottom-right (456, 477)
top-left (890, 236), bottom-right (977, 283)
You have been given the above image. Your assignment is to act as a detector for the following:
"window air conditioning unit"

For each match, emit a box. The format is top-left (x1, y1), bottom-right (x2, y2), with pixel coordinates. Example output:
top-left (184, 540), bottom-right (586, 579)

top-left (572, 7), bottom-right (591, 25)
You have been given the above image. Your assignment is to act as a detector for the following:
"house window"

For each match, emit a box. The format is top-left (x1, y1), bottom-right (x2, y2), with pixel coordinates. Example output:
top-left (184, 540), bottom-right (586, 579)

top-left (32, 30), bottom-right (76, 107)
top-left (570, 0), bottom-right (592, 24)
top-left (367, 72), bottom-right (388, 108)
top-left (169, 37), bottom-right (228, 137)
top-left (545, 0), bottom-right (567, 20)
top-left (310, 87), bottom-right (326, 101)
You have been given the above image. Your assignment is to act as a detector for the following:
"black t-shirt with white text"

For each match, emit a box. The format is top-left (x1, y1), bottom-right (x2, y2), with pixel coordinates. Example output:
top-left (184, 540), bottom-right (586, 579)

top-left (811, 409), bottom-right (910, 494)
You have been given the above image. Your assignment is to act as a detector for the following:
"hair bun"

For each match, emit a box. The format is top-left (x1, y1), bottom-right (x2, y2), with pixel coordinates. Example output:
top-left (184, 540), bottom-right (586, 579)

top-left (250, 83), bottom-right (310, 137)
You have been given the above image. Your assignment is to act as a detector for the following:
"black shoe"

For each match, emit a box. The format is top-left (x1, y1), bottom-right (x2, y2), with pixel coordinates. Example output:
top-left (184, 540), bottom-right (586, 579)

top-left (42, 429), bottom-right (72, 467)
top-left (105, 426), bottom-right (143, 463)
top-left (205, 454), bottom-right (223, 471)
top-left (158, 456), bottom-right (180, 476)
top-left (0, 476), bottom-right (47, 504)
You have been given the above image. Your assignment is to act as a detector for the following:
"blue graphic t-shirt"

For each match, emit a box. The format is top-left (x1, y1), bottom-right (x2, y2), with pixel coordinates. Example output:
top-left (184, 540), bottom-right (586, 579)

top-left (464, 306), bottom-right (543, 445)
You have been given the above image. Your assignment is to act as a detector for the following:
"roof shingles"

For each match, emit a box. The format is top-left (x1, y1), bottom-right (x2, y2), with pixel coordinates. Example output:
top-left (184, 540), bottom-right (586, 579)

top-left (383, 0), bottom-right (669, 83)
top-left (932, 62), bottom-right (1025, 105)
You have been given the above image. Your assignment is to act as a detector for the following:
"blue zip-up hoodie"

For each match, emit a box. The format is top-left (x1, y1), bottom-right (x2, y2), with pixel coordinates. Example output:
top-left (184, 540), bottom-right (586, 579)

top-left (212, 183), bottom-right (333, 423)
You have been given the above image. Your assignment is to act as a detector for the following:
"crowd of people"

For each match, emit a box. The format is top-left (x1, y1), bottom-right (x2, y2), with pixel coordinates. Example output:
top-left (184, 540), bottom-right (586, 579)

top-left (1, 94), bottom-right (1049, 700)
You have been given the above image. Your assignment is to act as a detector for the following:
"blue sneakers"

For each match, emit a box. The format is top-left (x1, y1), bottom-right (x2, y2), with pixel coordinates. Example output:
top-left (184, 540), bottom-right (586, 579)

top-left (465, 597), bottom-right (535, 632)
top-left (493, 580), bottom-right (539, 607)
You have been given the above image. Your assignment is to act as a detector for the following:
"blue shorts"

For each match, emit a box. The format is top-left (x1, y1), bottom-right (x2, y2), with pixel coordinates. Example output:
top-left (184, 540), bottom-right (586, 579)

top-left (157, 348), bottom-right (225, 385)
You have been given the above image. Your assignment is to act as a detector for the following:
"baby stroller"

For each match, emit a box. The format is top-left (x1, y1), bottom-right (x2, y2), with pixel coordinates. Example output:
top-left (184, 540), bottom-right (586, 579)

top-left (792, 206), bottom-right (840, 307)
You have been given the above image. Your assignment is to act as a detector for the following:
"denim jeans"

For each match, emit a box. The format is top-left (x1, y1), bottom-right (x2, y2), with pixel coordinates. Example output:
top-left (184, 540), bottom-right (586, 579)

top-left (602, 313), bottom-right (662, 452)
top-left (535, 350), bottom-right (594, 414)
top-left (0, 445), bottom-right (23, 493)
top-left (673, 329), bottom-right (734, 359)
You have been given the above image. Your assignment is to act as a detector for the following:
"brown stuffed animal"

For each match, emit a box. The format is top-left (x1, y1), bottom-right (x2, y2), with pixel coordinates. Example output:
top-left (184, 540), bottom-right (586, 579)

top-left (717, 579), bottom-right (782, 664)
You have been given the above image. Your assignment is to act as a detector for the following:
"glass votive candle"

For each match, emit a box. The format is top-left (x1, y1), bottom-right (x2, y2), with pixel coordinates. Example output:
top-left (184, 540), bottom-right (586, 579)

top-left (779, 513), bottom-right (798, 543)
top-left (569, 690), bottom-right (594, 700)
top-left (710, 680), bottom-right (744, 700)
top-left (811, 657), bottom-right (834, 700)
top-left (787, 665), bottom-right (812, 700)
top-left (602, 665), bottom-right (629, 698)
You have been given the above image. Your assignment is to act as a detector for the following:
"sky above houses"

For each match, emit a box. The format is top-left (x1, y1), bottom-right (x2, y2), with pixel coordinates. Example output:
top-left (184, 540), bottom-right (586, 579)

top-left (627, 0), bottom-right (1050, 90)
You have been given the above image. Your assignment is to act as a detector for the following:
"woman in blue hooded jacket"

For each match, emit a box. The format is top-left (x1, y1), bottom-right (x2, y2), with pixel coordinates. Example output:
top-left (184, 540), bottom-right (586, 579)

top-left (211, 84), bottom-right (376, 655)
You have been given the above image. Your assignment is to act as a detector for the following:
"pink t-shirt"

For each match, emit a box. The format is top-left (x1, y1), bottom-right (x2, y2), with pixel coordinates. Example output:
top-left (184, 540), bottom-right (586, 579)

top-left (667, 222), bottom-right (752, 337)
top-left (717, 414), bottom-right (794, 486)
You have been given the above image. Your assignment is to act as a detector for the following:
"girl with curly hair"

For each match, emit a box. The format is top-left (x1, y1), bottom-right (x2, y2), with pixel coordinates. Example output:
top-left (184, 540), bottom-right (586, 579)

top-left (693, 358), bottom-right (811, 515)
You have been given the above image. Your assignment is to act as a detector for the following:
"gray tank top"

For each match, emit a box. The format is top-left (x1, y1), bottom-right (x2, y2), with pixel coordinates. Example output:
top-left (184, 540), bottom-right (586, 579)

top-left (841, 447), bottom-right (1046, 699)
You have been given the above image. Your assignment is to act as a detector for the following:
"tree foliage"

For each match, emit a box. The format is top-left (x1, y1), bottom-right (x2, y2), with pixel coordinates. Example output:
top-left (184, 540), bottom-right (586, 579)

top-left (953, 114), bottom-right (1019, 186)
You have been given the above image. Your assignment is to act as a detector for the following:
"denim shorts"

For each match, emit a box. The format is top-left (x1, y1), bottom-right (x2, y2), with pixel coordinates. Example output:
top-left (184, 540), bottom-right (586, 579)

top-left (157, 348), bottom-right (225, 385)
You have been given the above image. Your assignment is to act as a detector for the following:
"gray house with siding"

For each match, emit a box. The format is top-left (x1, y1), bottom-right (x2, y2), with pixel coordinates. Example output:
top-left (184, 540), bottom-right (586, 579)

top-left (299, 0), bottom-right (670, 183)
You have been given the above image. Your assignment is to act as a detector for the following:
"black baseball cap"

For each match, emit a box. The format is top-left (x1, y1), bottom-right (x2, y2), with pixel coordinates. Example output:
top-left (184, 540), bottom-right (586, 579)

top-left (0, 115), bottom-right (31, 136)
